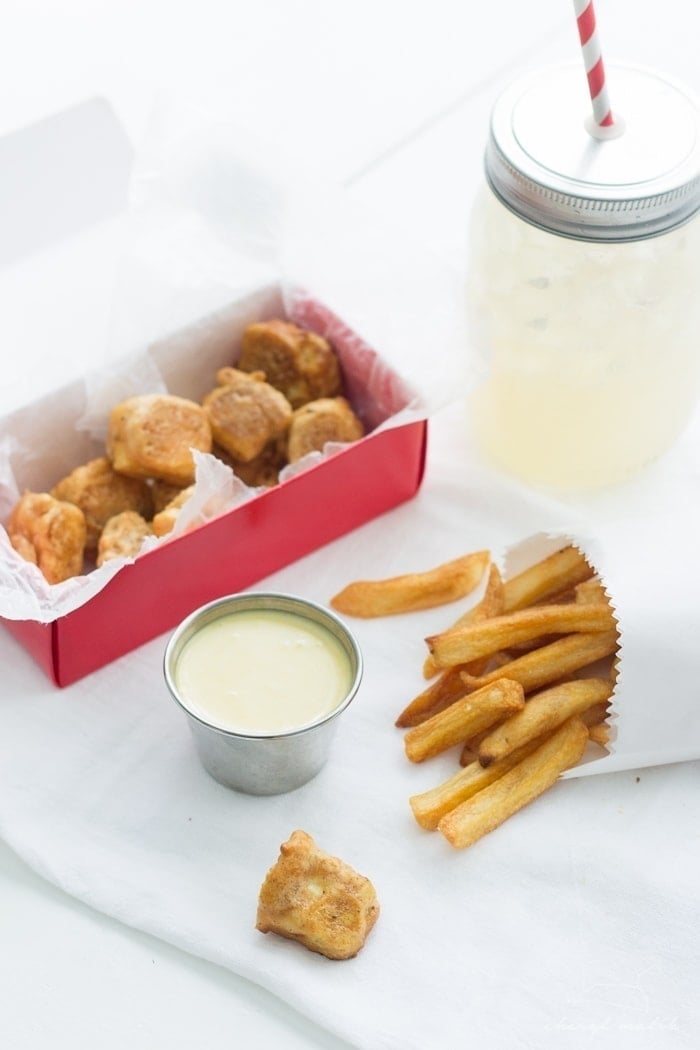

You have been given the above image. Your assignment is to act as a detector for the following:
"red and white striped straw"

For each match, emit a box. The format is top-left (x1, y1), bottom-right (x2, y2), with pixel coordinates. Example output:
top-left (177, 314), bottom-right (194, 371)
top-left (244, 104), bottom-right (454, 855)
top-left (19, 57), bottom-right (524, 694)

top-left (573, 0), bottom-right (614, 127)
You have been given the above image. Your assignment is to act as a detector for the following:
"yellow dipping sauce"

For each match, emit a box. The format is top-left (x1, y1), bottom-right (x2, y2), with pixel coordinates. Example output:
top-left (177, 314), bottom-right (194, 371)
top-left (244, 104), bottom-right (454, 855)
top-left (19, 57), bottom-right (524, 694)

top-left (174, 608), bottom-right (352, 735)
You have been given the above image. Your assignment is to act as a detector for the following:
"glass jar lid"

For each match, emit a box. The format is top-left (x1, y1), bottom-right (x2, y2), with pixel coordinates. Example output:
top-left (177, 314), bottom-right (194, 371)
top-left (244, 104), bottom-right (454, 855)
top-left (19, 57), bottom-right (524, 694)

top-left (485, 63), bottom-right (700, 241)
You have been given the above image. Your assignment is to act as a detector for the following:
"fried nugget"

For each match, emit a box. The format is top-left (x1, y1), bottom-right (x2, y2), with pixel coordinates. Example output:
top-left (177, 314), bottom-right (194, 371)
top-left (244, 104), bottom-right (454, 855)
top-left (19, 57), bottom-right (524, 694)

top-left (213, 439), bottom-right (286, 488)
top-left (51, 456), bottom-right (153, 552)
top-left (106, 394), bottom-right (212, 486)
top-left (256, 830), bottom-right (380, 960)
top-left (202, 368), bottom-right (292, 463)
top-left (8, 491), bottom-right (86, 584)
top-left (150, 479), bottom-right (190, 515)
top-left (151, 485), bottom-right (195, 537)
top-left (287, 397), bottom-right (364, 463)
top-left (10, 532), bottom-right (37, 565)
top-left (239, 320), bottom-right (342, 409)
top-left (96, 511), bottom-right (152, 567)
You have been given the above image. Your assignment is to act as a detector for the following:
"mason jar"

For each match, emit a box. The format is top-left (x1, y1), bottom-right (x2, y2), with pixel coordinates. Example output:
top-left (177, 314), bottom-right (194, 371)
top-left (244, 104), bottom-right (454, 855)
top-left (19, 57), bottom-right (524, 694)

top-left (466, 63), bottom-right (700, 489)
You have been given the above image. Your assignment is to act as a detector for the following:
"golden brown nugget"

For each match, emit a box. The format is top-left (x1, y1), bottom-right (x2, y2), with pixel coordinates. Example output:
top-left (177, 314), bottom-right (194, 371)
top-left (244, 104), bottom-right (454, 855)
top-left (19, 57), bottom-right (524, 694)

top-left (8, 491), bottom-right (86, 584)
top-left (331, 550), bottom-right (490, 618)
top-left (403, 678), bottom-right (524, 763)
top-left (239, 319), bottom-right (342, 409)
top-left (438, 717), bottom-right (590, 849)
top-left (150, 479), bottom-right (189, 515)
top-left (51, 456), bottom-right (153, 552)
top-left (214, 439), bottom-right (286, 488)
top-left (286, 397), bottom-right (364, 463)
top-left (9, 532), bottom-right (37, 564)
top-left (202, 368), bottom-right (292, 463)
top-left (256, 830), bottom-right (379, 961)
top-left (151, 485), bottom-right (195, 537)
top-left (107, 394), bottom-right (212, 486)
top-left (96, 511), bottom-right (152, 567)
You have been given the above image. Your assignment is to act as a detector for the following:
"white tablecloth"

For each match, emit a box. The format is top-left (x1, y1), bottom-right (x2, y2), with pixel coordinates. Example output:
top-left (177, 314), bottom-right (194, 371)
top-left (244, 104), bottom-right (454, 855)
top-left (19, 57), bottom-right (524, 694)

top-left (2, 2), bottom-right (699, 1048)
top-left (2, 397), bottom-right (699, 1049)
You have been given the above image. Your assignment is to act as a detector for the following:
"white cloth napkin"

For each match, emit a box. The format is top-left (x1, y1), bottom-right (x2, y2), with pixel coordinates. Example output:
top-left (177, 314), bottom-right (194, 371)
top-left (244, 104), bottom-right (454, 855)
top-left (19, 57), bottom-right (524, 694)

top-left (1, 399), bottom-right (699, 1049)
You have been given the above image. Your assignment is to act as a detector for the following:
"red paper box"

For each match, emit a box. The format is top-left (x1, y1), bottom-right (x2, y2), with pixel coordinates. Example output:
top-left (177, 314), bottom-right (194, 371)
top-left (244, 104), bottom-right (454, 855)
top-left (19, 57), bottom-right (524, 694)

top-left (0, 285), bottom-right (427, 686)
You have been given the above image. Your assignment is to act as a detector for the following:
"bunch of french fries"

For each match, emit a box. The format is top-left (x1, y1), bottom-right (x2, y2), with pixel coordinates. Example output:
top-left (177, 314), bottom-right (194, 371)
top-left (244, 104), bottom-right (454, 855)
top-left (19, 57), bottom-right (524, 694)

top-left (331, 544), bottom-right (619, 850)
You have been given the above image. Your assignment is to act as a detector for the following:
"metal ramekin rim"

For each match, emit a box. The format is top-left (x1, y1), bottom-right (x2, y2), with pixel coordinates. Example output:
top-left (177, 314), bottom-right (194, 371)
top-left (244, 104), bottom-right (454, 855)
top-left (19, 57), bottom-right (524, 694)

top-left (163, 591), bottom-right (363, 740)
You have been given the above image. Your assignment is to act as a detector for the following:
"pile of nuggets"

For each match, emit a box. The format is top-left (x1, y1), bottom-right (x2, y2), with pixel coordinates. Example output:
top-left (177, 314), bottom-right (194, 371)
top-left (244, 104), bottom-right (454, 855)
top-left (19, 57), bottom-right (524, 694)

top-left (5, 320), bottom-right (364, 585)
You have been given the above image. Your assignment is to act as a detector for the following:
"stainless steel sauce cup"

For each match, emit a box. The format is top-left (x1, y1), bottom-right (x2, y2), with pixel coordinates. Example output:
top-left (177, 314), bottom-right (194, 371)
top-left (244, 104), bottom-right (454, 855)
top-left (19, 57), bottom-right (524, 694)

top-left (163, 592), bottom-right (363, 795)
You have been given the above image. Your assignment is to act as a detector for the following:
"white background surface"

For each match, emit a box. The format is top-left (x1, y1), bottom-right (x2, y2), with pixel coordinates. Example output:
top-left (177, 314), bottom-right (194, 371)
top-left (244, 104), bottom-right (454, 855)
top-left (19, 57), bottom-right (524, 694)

top-left (1, 2), bottom-right (699, 1048)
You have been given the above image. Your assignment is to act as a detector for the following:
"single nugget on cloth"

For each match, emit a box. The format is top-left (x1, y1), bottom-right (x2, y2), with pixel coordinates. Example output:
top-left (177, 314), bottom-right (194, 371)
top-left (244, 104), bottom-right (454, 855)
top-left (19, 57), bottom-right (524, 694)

top-left (151, 485), bottom-right (195, 537)
top-left (51, 456), bottom-right (153, 552)
top-left (8, 491), bottom-right (86, 584)
top-left (287, 397), bottom-right (364, 463)
top-left (256, 830), bottom-right (380, 960)
top-left (107, 394), bottom-right (212, 486)
top-left (202, 367), bottom-right (292, 463)
top-left (239, 320), bottom-right (342, 409)
top-left (96, 510), bottom-right (152, 567)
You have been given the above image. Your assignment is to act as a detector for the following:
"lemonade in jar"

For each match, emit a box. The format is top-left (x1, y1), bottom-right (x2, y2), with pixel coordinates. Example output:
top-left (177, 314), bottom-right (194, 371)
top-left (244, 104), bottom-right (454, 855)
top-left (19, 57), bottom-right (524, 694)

top-left (466, 62), bottom-right (700, 489)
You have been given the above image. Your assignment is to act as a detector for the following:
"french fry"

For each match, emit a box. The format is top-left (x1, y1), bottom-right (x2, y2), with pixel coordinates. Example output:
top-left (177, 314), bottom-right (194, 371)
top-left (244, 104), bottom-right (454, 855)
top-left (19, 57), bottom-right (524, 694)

top-left (579, 700), bottom-right (611, 728)
top-left (438, 717), bottom-right (590, 849)
top-left (503, 545), bottom-right (594, 612)
top-left (393, 539), bottom-right (618, 850)
top-left (536, 587), bottom-right (577, 605)
top-left (477, 677), bottom-right (613, 767)
top-left (330, 550), bottom-right (490, 618)
top-left (461, 679), bottom-right (611, 765)
top-left (457, 690), bottom-right (521, 763)
top-left (574, 577), bottom-right (609, 605)
top-left (426, 603), bottom-right (616, 669)
top-left (588, 723), bottom-right (611, 746)
top-left (459, 727), bottom-right (494, 766)
top-left (422, 563), bottom-right (505, 679)
top-left (395, 665), bottom-right (469, 729)
top-left (403, 678), bottom-right (524, 763)
top-left (409, 738), bottom-right (544, 830)
top-left (460, 629), bottom-right (620, 696)
top-left (501, 634), bottom-right (565, 655)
